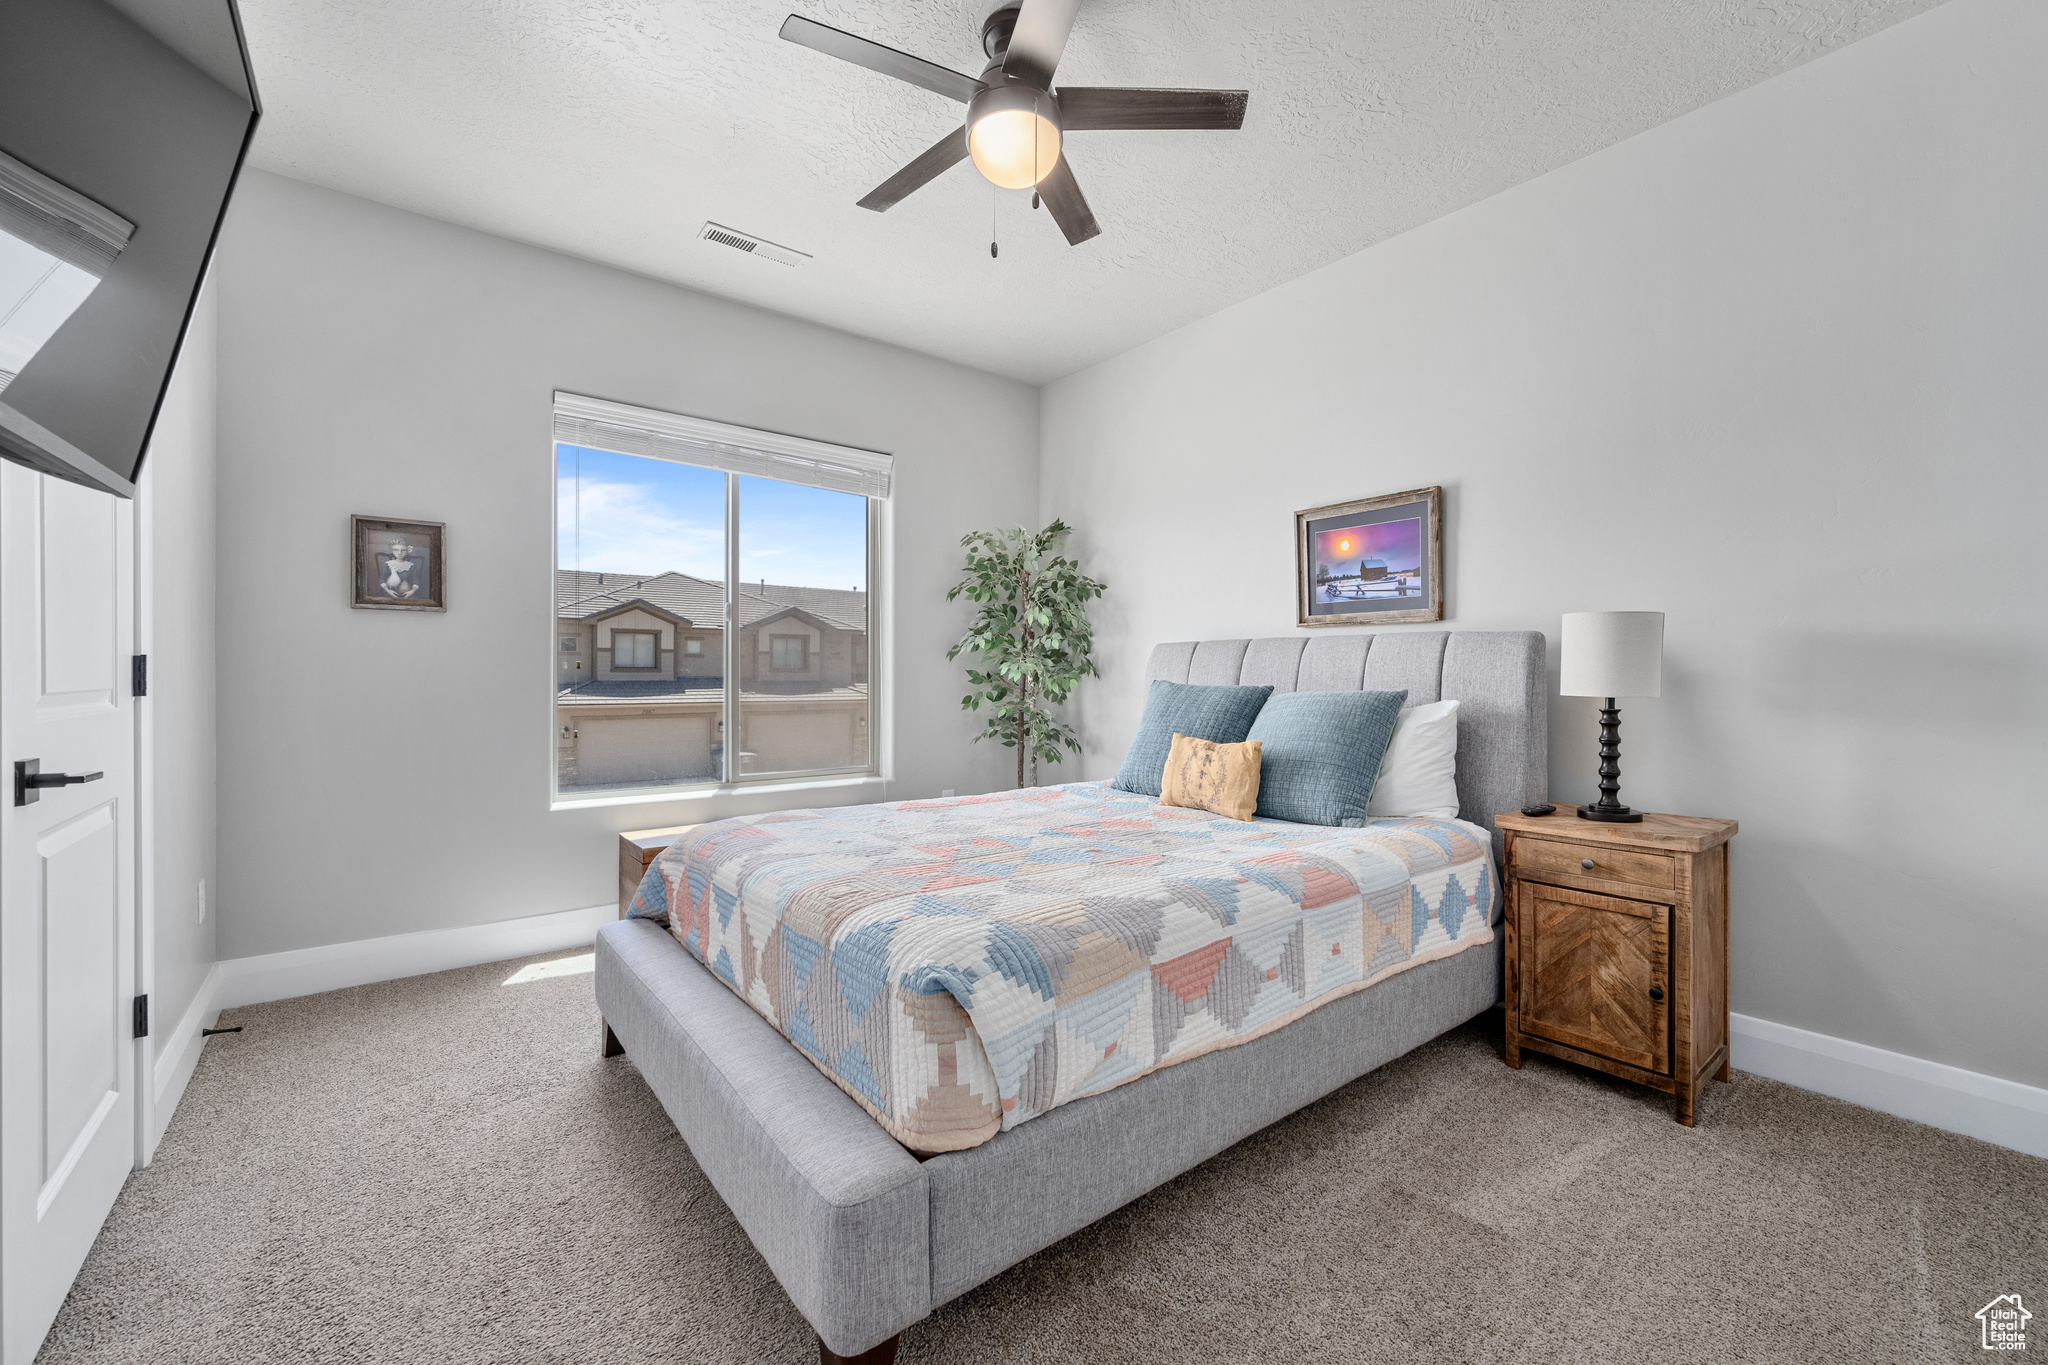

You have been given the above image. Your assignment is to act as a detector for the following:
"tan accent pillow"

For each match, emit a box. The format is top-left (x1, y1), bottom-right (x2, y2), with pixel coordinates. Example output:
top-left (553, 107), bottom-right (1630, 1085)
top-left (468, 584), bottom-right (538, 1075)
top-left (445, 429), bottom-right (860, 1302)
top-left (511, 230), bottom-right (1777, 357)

top-left (1158, 732), bottom-right (1262, 822)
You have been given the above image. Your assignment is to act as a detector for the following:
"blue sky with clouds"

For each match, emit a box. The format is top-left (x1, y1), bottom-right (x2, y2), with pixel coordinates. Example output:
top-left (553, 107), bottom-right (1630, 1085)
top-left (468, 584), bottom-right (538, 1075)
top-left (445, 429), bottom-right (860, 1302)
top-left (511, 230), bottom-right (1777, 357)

top-left (555, 444), bottom-right (866, 590)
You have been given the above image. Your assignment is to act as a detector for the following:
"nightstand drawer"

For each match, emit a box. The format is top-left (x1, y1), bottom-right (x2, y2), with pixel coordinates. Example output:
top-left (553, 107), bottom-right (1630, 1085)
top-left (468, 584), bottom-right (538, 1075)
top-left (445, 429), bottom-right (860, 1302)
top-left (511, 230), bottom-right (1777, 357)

top-left (1512, 837), bottom-right (1675, 892)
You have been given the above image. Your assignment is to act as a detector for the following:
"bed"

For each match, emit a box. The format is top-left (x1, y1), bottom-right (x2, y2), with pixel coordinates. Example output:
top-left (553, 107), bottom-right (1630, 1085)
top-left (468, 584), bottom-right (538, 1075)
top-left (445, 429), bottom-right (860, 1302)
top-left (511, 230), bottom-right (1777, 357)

top-left (594, 631), bottom-right (1546, 1362)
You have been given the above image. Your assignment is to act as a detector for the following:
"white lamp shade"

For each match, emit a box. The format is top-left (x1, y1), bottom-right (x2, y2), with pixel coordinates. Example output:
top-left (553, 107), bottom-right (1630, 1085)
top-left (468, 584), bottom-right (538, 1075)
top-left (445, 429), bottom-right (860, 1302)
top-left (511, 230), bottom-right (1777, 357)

top-left (1560, 611), bottom-right (1664, 698)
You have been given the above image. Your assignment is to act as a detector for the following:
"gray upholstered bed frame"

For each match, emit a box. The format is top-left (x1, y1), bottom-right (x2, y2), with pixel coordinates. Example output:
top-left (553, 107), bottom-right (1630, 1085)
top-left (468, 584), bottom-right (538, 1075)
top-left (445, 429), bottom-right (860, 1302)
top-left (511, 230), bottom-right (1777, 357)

top-left (593, 631), bottom-right (1546, 1362)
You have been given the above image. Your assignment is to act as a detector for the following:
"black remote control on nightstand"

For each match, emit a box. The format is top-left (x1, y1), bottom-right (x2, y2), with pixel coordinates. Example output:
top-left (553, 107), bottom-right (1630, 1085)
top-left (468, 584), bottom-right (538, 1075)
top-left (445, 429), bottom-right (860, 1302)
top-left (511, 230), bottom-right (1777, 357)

top-left (1519, 803), bottom-right (1556, 816)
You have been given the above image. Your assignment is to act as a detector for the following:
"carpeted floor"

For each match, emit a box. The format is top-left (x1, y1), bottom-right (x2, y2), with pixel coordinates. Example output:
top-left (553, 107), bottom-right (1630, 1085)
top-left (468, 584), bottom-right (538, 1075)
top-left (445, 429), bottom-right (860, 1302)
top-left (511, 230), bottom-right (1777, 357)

top-left (37, 948), bottom-right (2045, 1364)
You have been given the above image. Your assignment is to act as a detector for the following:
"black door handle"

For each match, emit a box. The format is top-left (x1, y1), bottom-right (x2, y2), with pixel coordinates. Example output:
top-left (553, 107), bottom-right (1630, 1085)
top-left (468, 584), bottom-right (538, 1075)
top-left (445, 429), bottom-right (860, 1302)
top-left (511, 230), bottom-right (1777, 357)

top-left (1648, 986), bottom-right (1665, 1002)
top-left (13, 760), bottom-right (104, 807)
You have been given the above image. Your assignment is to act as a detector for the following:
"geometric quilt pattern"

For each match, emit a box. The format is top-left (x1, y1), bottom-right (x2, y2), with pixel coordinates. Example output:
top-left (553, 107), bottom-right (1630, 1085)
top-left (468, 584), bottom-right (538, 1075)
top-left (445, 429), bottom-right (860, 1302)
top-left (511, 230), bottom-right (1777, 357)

top-left (629, 781), bottom-right (1496, 1153)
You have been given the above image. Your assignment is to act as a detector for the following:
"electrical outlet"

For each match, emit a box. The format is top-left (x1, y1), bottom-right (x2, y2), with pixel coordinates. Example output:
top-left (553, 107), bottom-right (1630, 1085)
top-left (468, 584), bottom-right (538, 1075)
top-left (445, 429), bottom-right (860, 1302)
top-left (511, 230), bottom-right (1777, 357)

top-left (197, 878), bottom-right (206, 925)
top-left (941, 789), bottom-right (956, 798)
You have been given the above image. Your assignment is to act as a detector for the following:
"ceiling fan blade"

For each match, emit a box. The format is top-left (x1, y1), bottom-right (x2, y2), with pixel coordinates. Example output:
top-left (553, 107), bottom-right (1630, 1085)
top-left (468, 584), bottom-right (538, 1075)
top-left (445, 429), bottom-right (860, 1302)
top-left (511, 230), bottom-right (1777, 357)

top-left (1035, 155), bottom-right (1100, 245)
top-left (856, 127), bottom-right (971, 212)
top-left (780, 15), bottom-right (986, 104)
top-left (1001, 0), bottom-right (1082, 89)
top-left (1056, 88), bottom-right (1249, 131)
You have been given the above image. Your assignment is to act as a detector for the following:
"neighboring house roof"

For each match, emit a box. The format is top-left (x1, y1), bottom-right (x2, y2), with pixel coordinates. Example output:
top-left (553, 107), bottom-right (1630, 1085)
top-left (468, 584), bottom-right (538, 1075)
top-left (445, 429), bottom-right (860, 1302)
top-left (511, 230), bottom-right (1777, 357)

top-left (556, 678), bottom-right (719, 704)
top-left (579, 597), bottom-right (693, 628)
top-left (557, 570), bottom-right (864, 631)
top-left (745, 581), bottom-right (867, 630)
top-left (558, 571), bottom-right (724, 624)
top-left (750, 605), bottom-right (839, 634)
top-left (557, 679), bottom-right (868, 706)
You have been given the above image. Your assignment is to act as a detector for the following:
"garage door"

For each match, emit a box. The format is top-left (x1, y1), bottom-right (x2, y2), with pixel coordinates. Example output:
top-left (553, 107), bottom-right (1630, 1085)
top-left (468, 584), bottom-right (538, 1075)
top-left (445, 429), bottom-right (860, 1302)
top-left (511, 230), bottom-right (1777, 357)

top-left (744, 708), bottom-right (859, 774)
top-left (574, 715), bottom-right (714, 787)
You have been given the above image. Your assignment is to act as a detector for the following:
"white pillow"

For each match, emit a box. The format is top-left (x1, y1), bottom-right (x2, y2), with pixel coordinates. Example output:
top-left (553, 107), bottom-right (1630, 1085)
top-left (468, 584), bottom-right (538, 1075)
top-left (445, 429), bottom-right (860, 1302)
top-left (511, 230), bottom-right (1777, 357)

top-left (1366, 699), bottom-right (1460, 819)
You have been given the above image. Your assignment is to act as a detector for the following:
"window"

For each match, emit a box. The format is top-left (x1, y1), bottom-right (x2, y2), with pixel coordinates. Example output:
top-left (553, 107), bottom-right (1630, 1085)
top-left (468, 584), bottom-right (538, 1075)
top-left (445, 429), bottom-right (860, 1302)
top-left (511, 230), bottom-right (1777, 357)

top-left (612, 630), bottom-right (658, 670)
top-left (553, 392), bottom-right (888, 800)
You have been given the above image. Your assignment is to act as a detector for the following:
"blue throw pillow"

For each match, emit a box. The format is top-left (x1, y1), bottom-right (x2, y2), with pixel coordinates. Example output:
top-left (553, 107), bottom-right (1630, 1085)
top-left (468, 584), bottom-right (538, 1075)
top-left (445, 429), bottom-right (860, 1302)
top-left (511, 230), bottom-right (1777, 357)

top-left (1246, 689), bottom-right (1409, 826)
top-left (1111, 680), bottom-right (1274, 798)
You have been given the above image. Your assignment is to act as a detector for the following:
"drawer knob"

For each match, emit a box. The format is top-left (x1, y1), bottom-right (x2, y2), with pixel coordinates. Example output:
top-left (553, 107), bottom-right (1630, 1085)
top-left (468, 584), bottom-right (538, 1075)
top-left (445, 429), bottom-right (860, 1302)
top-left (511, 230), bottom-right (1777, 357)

top-left (1649, 986), bottom-right (1665, 1002)
top-left (1580, 857), bottom-right (1595, 870)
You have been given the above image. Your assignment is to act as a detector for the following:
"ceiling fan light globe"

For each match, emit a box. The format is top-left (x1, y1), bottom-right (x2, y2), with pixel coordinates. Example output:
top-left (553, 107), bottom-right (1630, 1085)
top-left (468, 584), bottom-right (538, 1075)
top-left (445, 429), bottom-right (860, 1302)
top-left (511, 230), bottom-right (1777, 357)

top-left (965, 84), bottom-right (1063, 189)
top-left (969, 109), bottom-right (1060, 187)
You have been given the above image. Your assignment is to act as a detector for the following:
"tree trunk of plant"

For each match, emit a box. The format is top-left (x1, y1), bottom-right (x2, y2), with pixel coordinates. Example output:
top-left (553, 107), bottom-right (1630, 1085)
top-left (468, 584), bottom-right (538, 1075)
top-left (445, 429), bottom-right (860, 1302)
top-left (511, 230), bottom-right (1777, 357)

top-left (1017, 571), bottom-right (1032, 788)
top-left (1016, 643), bottom-right (1031, 788)
top-left (1029, 667), bottom-right (1039, 789)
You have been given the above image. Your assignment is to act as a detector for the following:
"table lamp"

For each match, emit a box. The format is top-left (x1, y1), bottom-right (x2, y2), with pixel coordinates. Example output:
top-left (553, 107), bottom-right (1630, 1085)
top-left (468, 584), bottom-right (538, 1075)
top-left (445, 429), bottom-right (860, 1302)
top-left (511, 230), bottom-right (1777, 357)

top-left (1560, 611), bottom-right (1664, 823)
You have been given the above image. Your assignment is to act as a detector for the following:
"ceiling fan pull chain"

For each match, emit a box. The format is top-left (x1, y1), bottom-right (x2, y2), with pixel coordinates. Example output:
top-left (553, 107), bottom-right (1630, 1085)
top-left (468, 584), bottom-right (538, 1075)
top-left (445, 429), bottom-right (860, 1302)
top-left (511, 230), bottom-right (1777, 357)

top-left (1033, 90), bottom-right (1042, 209)
top-left (991, 185), bottom-right (999, 258)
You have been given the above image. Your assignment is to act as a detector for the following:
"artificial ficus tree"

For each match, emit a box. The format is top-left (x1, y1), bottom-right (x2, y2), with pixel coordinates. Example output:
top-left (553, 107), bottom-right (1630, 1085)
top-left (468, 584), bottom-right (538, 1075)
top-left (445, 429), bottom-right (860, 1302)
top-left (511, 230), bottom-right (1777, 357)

top-left (946, 520), bottom-right (1106, 789)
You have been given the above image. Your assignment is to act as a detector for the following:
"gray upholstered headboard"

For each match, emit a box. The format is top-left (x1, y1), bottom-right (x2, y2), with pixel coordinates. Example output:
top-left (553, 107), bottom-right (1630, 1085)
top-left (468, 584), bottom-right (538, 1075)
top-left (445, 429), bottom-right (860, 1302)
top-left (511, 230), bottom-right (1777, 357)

top-left (1145, 633), bottom-right (1548, 855)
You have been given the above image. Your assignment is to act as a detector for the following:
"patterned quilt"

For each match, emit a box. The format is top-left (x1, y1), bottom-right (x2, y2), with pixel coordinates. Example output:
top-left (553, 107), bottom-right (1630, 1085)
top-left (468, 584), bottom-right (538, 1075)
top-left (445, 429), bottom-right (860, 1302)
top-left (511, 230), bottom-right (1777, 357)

top-left (628, 782), bottom-right (1497, 1153)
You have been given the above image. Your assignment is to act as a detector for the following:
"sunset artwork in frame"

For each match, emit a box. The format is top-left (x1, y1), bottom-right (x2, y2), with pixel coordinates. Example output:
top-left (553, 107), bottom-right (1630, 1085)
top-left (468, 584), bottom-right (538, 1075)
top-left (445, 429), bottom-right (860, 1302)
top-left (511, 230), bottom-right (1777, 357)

top-left (1295, 486), bottom-right (1442, 627)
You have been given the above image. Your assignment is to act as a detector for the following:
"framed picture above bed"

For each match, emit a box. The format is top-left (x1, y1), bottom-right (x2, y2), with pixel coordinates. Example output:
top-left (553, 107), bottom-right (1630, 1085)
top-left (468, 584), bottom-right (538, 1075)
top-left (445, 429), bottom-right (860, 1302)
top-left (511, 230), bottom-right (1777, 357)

top-left (1295, 485), bottom-right (1442, 627)
top-left (350, 515), bottom-right (446, 612)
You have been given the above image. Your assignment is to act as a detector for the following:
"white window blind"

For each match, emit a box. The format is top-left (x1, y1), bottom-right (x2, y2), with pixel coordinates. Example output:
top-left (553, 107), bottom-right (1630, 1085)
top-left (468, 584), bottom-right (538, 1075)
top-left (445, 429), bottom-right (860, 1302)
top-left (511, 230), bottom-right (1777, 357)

top-left (0, 147), bottom-right (134, 278)
top-left (553, 392), bottom-right (892, 499)
top-left (613, 631), bottom-right (656, 668)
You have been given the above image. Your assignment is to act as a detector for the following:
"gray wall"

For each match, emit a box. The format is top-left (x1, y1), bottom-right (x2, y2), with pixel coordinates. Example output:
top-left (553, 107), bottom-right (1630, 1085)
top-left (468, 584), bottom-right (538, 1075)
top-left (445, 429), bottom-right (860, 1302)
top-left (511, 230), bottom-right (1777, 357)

top-left (214, 172), bottom-right (1038, 960)
top-left (143, 280), bottom-right (218, 1046)
top-left (1040, 0), bottom-right (2046, 1087)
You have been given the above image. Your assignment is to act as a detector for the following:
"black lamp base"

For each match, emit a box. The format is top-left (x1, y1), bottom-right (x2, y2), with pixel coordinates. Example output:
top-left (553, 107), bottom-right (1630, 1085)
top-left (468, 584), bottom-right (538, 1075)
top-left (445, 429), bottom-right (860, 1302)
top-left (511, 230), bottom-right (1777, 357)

top-left (1581, 697), bottom-right (1646, 823)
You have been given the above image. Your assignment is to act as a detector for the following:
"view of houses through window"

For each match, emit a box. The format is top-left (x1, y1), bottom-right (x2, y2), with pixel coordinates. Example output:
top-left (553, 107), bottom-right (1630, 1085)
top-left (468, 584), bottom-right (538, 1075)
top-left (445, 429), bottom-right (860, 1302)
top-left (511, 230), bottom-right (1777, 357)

top-left (556, 442), bottom-right (871, 795)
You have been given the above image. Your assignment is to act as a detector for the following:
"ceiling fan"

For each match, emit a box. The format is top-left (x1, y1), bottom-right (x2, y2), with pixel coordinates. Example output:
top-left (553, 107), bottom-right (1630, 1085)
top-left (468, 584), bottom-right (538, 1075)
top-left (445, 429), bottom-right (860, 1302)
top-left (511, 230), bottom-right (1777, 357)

top-left (779, 1), bottom-right (1248, 247)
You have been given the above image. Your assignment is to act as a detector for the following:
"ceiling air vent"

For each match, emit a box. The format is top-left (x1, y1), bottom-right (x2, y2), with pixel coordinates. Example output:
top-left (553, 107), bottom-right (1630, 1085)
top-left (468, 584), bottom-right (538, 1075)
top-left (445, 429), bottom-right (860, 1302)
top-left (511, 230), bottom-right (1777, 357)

top-left (698, 222), bottom-right (811, 267)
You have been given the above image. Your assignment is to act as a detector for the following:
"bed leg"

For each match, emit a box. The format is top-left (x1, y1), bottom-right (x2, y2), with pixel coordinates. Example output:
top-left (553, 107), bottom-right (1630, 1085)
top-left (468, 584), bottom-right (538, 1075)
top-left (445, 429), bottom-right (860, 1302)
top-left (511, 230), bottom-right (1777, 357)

top-left (818, 1332), bottom-right (899, 1365)
top-left (601, 1020), bottom-right (624, 1058)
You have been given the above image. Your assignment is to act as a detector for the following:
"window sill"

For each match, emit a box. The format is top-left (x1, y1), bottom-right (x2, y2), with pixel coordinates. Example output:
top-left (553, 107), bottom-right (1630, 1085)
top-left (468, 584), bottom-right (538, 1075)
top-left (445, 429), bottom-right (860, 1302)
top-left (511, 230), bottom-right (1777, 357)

top-left (550, 772), bottom-right (885, 813)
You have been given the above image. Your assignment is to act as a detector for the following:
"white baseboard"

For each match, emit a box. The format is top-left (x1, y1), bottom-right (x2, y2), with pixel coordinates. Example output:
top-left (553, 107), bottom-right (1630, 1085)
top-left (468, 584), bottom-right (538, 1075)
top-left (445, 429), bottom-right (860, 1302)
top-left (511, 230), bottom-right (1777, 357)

top-left (1731, 1013), bottom-right (2048, 1160)
top-left (204, 920), bottom-right (2047, 1160)
top-left (149, 962), bottom-right (223, 1150)
top-left (219, 904), bottom-right (616, 1009)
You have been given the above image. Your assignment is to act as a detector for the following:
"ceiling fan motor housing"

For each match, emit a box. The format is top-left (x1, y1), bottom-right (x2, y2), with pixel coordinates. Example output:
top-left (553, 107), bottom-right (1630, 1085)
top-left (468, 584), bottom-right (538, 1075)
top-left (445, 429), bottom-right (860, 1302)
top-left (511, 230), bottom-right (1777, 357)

top-left (981, 3), bottom-right (1024, 60)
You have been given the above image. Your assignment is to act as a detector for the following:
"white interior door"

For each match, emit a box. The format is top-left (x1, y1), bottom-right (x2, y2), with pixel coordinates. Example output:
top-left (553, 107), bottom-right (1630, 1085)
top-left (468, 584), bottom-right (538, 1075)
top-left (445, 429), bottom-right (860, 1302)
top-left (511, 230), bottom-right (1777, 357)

top-left (0, 461), bottom-right (137, 1364)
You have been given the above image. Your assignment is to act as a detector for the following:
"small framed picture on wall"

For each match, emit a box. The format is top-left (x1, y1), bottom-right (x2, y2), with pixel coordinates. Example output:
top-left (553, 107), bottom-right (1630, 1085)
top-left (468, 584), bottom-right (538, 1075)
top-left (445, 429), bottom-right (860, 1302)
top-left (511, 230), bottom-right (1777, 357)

top-left (351, 515), bottom-right (446, 611)
top-left (1295, 486), bottom-right (1442, 627)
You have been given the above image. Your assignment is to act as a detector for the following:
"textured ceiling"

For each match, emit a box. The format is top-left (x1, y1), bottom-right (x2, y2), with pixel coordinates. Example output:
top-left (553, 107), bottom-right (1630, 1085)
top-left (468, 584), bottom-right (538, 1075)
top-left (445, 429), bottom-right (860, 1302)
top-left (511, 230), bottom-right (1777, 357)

top-left (239, 0), bottom-right (1944, 384)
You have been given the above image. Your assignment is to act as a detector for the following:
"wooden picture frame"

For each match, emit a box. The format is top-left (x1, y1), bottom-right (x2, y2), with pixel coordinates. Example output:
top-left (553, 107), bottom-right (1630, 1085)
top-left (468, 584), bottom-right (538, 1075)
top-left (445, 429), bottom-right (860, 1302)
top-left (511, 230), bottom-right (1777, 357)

top-left (1296, 486), bottom-right (1442, 627)
top-left (351, 515), bottom-right (446, 612)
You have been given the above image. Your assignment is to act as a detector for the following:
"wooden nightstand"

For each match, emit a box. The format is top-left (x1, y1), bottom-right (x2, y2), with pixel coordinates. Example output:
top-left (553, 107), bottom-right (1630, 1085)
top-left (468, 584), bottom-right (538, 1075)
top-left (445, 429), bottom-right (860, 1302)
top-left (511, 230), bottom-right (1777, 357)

top-left (1497, 806), bottom-right (1737, 1126)
top-left (619, 825), bottom-right (697, 917)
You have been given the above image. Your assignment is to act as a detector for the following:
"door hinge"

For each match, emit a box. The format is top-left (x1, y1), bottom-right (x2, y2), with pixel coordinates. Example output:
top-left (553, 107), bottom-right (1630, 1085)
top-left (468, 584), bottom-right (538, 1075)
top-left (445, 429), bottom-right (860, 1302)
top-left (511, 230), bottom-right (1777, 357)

top-left (133, 994), bottom-right (149, 1040)
top-left (132, 654), bottom-right (148, 698)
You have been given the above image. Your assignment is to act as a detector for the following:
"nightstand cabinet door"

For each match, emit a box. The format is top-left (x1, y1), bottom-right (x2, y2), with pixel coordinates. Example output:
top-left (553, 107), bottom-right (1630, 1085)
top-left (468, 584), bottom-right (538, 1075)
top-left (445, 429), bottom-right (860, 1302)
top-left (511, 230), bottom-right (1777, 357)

top-left (1517, 883), bottom-right (1671, 1075)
